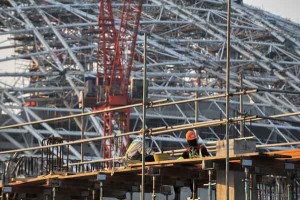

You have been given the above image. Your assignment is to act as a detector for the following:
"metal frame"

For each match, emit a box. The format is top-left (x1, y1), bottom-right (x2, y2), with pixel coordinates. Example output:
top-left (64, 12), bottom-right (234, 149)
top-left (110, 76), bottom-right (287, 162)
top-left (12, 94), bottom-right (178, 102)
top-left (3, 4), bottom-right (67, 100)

top-left (0, 0), bottom-right (299, 161)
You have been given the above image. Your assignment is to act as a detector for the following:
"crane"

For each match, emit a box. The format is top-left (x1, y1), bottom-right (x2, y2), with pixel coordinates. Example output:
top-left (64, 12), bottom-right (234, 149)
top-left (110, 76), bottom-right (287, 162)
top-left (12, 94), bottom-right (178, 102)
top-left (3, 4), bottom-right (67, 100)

top-left (95, 0), bottom-right (144, 166)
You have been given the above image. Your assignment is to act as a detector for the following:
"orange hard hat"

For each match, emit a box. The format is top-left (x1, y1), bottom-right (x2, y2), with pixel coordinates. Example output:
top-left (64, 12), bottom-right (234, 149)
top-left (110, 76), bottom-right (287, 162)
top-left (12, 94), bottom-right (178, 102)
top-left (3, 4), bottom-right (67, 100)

top-left (186, 130), bottom-right (197, 141)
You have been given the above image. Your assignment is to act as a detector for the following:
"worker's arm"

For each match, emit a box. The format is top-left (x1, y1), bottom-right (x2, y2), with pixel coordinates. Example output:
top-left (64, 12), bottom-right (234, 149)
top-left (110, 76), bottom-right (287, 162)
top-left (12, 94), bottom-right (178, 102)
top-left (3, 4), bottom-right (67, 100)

top-left (177, 151), bottom-right (189, 160)
top-left (201, 146), bottom-right (210, 157)
top-left (135, 142), bottom-right (153, 155)
top-left (181, 151), bottom-right (189, 159)
top-left (146, 147), bottom-right (154, 155)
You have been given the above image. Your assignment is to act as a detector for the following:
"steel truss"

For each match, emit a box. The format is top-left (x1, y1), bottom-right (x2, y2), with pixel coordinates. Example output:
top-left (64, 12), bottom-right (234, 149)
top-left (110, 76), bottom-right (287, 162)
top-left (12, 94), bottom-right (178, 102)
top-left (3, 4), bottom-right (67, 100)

top-left (0, 0), bottom-right (299, 160)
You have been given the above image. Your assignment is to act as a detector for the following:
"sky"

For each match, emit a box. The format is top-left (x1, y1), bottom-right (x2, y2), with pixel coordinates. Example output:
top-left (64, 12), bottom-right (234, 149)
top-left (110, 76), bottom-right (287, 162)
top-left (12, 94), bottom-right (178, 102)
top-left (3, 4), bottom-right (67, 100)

top-left (243, 0), bottom-right (300, 23)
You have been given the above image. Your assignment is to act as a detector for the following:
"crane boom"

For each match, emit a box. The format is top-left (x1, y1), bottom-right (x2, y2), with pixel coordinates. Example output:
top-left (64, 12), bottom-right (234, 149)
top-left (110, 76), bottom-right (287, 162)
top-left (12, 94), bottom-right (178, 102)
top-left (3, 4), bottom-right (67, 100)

top-left (111, 0), bottom-right (143, 97)
top-left (96, 0), bottom-right (144, 166)
top-left (97, 0), bottom-right (116, 94)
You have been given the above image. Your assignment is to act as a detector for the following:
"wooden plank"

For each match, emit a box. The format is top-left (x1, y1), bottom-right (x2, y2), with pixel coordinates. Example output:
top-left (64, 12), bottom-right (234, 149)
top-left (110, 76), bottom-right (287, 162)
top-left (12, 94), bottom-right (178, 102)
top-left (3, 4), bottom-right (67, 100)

top-left (127, 152), bottom-right (261, 168)
top-left (2, 149), bottom-right (300, 191)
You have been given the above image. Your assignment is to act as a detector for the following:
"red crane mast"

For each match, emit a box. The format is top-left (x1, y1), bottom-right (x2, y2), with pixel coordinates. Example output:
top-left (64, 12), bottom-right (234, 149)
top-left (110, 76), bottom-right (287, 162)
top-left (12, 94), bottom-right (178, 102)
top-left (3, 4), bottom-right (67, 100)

top-left (96, 0), bottom-right (143, 165)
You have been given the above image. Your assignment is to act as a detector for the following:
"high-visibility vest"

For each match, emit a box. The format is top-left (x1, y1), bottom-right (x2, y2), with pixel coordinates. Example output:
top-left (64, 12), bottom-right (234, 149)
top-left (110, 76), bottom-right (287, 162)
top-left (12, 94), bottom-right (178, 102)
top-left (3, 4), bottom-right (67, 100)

top-left (188, 146), bottom-right (202, 158)
top-left (125, 138), bottom-right (152, 160)
top-left (125, 139), bottom-right (142, 160)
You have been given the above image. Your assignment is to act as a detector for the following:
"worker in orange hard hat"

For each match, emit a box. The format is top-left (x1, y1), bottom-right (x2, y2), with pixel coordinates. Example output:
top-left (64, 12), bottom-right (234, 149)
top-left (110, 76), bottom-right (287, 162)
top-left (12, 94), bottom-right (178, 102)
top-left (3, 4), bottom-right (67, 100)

top-left (179, 130), bottom-right (209, 159)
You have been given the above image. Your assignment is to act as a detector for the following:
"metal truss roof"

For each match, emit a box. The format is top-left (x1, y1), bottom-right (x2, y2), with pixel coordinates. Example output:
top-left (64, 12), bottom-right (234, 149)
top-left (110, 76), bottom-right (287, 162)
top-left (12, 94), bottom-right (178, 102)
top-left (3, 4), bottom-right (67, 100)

top-left (0, 0), bottom-right (300, 160)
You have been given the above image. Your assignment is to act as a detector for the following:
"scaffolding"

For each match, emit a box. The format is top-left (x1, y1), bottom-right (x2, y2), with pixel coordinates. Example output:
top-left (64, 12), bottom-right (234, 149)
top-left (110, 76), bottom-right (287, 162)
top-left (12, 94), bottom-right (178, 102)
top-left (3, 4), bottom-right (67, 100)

top-left (0, 0), bottom-right (299, 161)
top-left (0, 0), bottom-right (300, 199)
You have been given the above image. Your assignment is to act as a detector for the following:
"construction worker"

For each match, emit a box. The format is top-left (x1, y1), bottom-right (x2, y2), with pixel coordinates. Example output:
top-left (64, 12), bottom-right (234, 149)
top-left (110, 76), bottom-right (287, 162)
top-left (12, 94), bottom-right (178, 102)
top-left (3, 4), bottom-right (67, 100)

top-left (125, 135), bottom-right (155, 162)
top-left (179, 130), bottom-right (209, 159)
